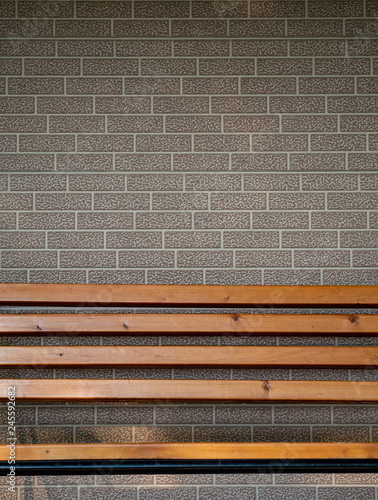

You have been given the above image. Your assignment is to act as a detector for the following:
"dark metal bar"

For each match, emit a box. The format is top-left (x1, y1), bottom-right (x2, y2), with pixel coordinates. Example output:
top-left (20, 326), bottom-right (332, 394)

top-left (2, 460), bottom-right (378, 476)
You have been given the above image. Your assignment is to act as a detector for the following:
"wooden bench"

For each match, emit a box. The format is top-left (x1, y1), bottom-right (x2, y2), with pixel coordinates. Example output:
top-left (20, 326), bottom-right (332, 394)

top-left (0, 283), bottom-right (378, 475)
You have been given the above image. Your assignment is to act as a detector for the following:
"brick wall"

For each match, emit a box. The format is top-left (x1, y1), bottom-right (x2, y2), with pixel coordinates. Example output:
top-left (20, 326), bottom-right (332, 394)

top-left (1, 0), bottom-right (378, 497)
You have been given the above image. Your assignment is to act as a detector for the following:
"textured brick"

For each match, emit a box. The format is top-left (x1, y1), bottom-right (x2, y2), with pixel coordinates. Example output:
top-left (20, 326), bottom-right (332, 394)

top-left (0, 213), bottom-right (16, 229)
top-left (19, 213), bottom-right (75, 230)
top-left (290, 153), bottom-right (345, 171)
top-left (224, 231), bottom-right (279, 248)
top-left (172, 20), bottom-right (227, 37)
top-left (88, 270), bottom-right (144, 284)
top-left (258, 58), bottom-right (312, 76)
top-left (254, 426), bottom-right (311, 442)
top-left (233, 40), bottom-right (286, 57)
top-left (318, 487), bottom-right (375, 499)
top-left (282, 115), bottom-right (337, 132)
top-left (224, 115), bottom-right (279, 133)
top-left (119, 251), bottom-right (174, 268)
top-left (199, 59), bottom-right (254, 76)
top-left (97, 406), bottom-right (153, 425)
top-left (116, 154), bottom-right (170, 172)
top-left (48, 232), bottom-right (104, 249)
top-left (57, 154), bottom-right (113, 172)
top-left (107, 231), bottom-right (162, 249)
top-left (316, 58), bottom-right (371, 76)
top-left (18, 0), bottom-right (73, 17)
top-left (346, 20), bottom-right (378, 37)
top-left (183, 78), bottom-right (238, 95)
top-left (0, 116), bottom-right (46, 133)
top-left (177, 250), bottom-right (233, 268)
top-left (229, 20), bottom-right (285, 37)
top-left (8, 77), bottom-right (64, 95)
top-left (69, 174), bottom-right (124, 191)
top-left (282, 231), bottom-right (337, 248)
top-left (312, 212), bottom-right (367, 229)
top-left (114, 20), bottom-right (169, 37)
top-left (80, 487), bottom-right (136, 499)
top-left (94, 193), bottom-right (149, 210)
top-left (287, 19), bottom-right (343, 37)
top-left (0, 58), bottom-right (22, 75)
top-left (127, 174), bottom-right (182, 191)
top-left (245, 174), bottom-right (299, 191)
top-left (194, 426), bottom-right (250, 442)
top-left (0, 1), bottom-right (15, 17)
top-left (175, 40), bottom-right (229, 57)
top-left (259, 487), bottom-right (316, 499)
top-left (0, 136), bottom-right (16, 152)
top-left (56, 20), bottom-right (111, 37)
top-left (139, 487), bottom-right (196, 500)
top-left (353, 250), bottom-right (378, 267)
top-left (252, 135), bottom-right (307, 152)
top-left (349, 154), bottom-right (378, 171)
top-left (20, 135), bottom-right (75, 153)
top-left (241, 77), bottom-right (296, 95)
top-left (341, 116), bottom-right (378, 133)
top-left (294, 250), bottom-right (350, 267)
top-left (156, 475), bottom-right (212, 485)
top-left (232, 153), bottom-right (287, 171)
top-left (78, 135), bottom-right (133, 152)
top-left (311, 134), bottom-right (366, 152)
top-left (275, 474), bottom-right (332, 484)
top-left (186, 174), bottom-right (241, 191)
top-left (205, 270), bottom-right (261, 284)
top-left (215, 406), bottom-right (271, 424)
top-left (67, 78), bottom-right (122, 95)
top-left (30, 270), bottom-right (86, 283)
top-left (25, 59), bottom-right (80, 76)
top-left (0, 193), bottom-right (32, 210)
top-left (147, 270), bottom-right (203, 284)
top-left (154, 97), bottom-right (209, 115)
top-left (110, 116), bottom-right (164, 134)
top-left (0, 232), bottom-right (45, 249)
top-left (369, 135), bottom-right (378, 151)
top-left (270, 96), bottom-right (325, 113)
top-left (38, 97), bottom-right (93, 115)
top-left (192, 1), bottom-right (248, 18)
top-left (136, 212), bottom-right (191, 229)
top-left (1, 251), bottom-right (57, 268)
top-left (309, 0), bottom-right (363, 17)
top-left (341, 231), bottom-right (378, 248)
top-left (166, 116), bottom-right (221, 134)
top-left (0, 20), bottom-right (53, 37)
top-left (60, 251), bottom-right (116, 268)
top-left (0, 39), bottom-right (55, 57)
top-left (137, 135), bottom-right (191, 152)
top-left (370, 213), bottom-right (378, 228)
top-left (83, 59), bottom-right (138, 76)
top-left (199, 486), bottom-right (256, 499)
top-left (264, 269), bottom-right (321, 285)
top-left (328, 193), bottom-right (378, 210)
top-left (49, 116), bottom-right (104, 134)
top-left (0, 270), bottom-right (27, 283)
top-left (35, 194), bottom-right (91, 211)
top-left (253, 212), bottom-right (308, 229)
top-left (194, 212), bottom-right (250, 229)
top-left (0, 154), bottom-right (54, 172)
top-left (314, 426), bottom-right (369, 442)
top-left (165, 231), bottom-right (221, 248)
top-left (236, 250), bottom-right (291, 268)
top-left (211, 193), bottom-right (266, 210)
top-left (96, 97), bottom-right (150, 114)
top-left (212, 97), bottom-right (267, 114)
top-left (156, 406), bottom-right (212, 424)
top-left (328, 96), bottom-right (378, 113)
top-left (59, 40), bottom-right (113, 57)
top-left (77, 1), bottom-right (131, 17)
top-left (10, 174), bottom-right (66, 191)
top-left (290, 39), bottom-right (345, 57)
top-left (174, 154), bottom-right (228, 171)
top-left (153, 193), bottom-right (207, 210)
top-left (134, 1), bottom-right (188, 17)
top-left (302, 174), bottom-right (358, 191)
top-left (0, 97), bottom-right (34, 114)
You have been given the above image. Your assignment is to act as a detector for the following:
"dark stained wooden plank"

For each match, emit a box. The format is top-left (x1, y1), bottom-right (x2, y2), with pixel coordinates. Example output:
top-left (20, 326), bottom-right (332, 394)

top-left (1, 313), bottom-right (377, 336)
top-left (0, 284), bottom-right (377, 307)
top-left (2, 379), bottom-right (378, 402)
top-left (1, 346), bottom-right (377, 368)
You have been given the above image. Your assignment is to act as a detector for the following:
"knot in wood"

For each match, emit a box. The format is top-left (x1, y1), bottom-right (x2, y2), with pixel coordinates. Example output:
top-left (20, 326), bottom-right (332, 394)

top-left (263, 380), bottom-right (272, 391)
top-left (232, 314), bottom-right (240, 322)
top-left (349, 315), bottom-right (358, 324)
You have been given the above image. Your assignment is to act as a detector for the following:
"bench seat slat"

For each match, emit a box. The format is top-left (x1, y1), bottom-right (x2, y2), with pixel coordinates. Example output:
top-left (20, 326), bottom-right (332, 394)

top-left (2, 379), bottom-right (378, 402)
top-left (2, 443), bottom-right (378, 461)
top-left (1, 346), bottom-right (378, 368)
top-left (1, 284), bottom-right (377, 307)
top-left (1, 313), bottom-right (376, 336)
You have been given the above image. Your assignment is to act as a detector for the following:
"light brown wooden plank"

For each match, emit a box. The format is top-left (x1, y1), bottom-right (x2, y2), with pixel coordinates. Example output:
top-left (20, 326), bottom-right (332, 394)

top-left (1, 313), bottom-right (377, 336)
top-left (1, 443), bottom-right (378, 461)
top-left (1, 284), bottom-right (377, 307)
top-left (1, 346), bottom-right (377, 368)
top-left (2, 379), bottom-right (378, 402)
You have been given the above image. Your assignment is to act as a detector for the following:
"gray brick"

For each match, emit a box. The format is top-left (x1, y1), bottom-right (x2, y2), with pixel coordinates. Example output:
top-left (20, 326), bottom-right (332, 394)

top-left (318, 487), bottom-right (375, 499)
top-left (114, 20), bottom-right (169, 37)
top-left (142, 59), bottom-right (196, 76)
top-left (0, 59), bottom-right (22, 75)
top-left (275, 474), bottom-right (332, 484)
top-left (349, 153), bottom-right (378, 171)
top-left (264, 269), bottom-right (321, 285)
top-left (88, 270), bottom-right (144, 284)
top-left (192, 1), bottom-right (248, 18)
top-left (259, 487), bottom-right (316, 499)
top-left (166, 115), bottom-right (221, 134)
top-left (174, 154), bottom-right (229, 171)
top-left (291, 39), bottom-right (345, 57)
top-left (78, 135), bottom-right (133, 152)
top-left (258, 58), bottom-right (312, 76)
top-left (224, 115), bottom-right (279, 133)
top-left (18, 0), bottom-right (74, 17)
top-left (0, 136), bottom-right (16, 152)
top-left (69, 174), bottom-right (124, 192)
top-left (156, 406), bottom-right (212, 424)
top-left (314, 426), bottom-right (369, 442)
top-left (172, 20), bottom-right (227, 37)
top-left (49, 116), bottom-right (105, 134)
top-left (328, 193), bottom-right (378, 210)
top-left (199, 486), bottom-right (256, 500)
top-left (269, 193), bottom-right (324, 210)
top-left (177, 250), bottom-right (233, 267)
top-left (119, 251), bottom-right (174, 268)
top-left (174, 40), bottom-right (229, 57)
top-left (341, 116), bottom-right (378, 133)
top-left (154, 97), bottom-right (209, 114)
top-left (125, 78), bottom-right (180, 95)
top-left (107, 231), bottom-right (162, 249)
top-left (56, 20), bottom-right (111, 37)
top-left (236, 250), bottom-right (291, 268)
top-left (137, 135), bottom-right (191, 152)
top-left (282, 115), bottom-right (337, 133)
top-left (48, 232), bottom-right (104, 249)
top-left (316, 58), bottom-right (370, 76)
top-left (0, 270), bottom-right (27, 283)
top-left (233, 40), bottom-right (286, 57)
top-left (215, 474), bottom-right (272, 485)
top-left (211, 193), bottom-right (266, 210)
top-left (186, 174), bottom-right (241, 191)
top-left (76, 1), bottom-right (131, 17)
top-left (156, 475), bottom-right (212, 485)
top-left (35, 194), bottom-right (91, 211)
top-left (127, 174), bottom-right (182, 192)
top-left (205, 270), bottom-right (261, 285)
top-left (183, 77), bottom-right (238, 95)
top-left (116, 154), bottom-right (171, 172)
top-left (253, 212), bottom-right (309, 229)
top-left (0, 20), bottom-right (53, 38)
top-left (30, 270), bottom-right (86, 283)
top-left (76, 426), bottom-right (132, 443)
top-left (139, 487), bottom-right (196, 500)
top-left (309, 0), bottom-right (363, 16)
top-left (270, 96), bottom-right (325, 114)
top-left (212, 97), bottom-right (267, 113)
top-left (334, 406), bottom-right (378, 425)
top-left (0, 39), bottom-right (55, 57)
top-left (1, 251), bottom-right (57, 268)
top-left (245, 174), bottom-right (299, 191)
top-left (9, 76), bottom-right (64, 95)
top-left (199, 58), bottom-right (254, 76)
top-left (57, 154), bottom-right (113, 172)
top-left (232, 153), bottom-right (287, 171)
top-left (194, 212), bottom-right (250, 229)
top-left (0, 97), bottom-right (34, 114)
top-left (299, 77), bottom-right (354, 95)
top-left (10, 174), bottom-right (66, 191)
top-left (66, 78), bottom-right (123, 95)
top-left (108, 116), bottom-right (163, 134)
top-left (25, 59), bottom-right (80, 76)
top-left (353, 250), bottom-right (378, 267)
top-left (152, 193), bottom-right (207, 210)
top-left (290, 153), bottom-right (345, 171)
top-left (288, 19), bottom-right (343, 37)
top-left (0, 193), bottom-right (32, 210)
top-left (358, 78), bottom-right (378, 94)
top-left (370, 213), bottom-right (378, 228)
top-left (38, 97), bottom-right (93, 114)
top-left (341, 231), bottom-right (378, 248)
top-left (224, 231), bottom-right (279, 248)
top-left (0, 1), bottom-right (15, 17)
top-left (0, 154), bottom-right (54, 172)
top-left (59, 40), bottom-right (114, 57)
top-left (253, 135), bottom-right (307, 152)
top-left (19, 213), bottom-right (75, 230)
top-left (0, 232), bottom-right (45, 249)
top-left (325, 269), bottom-right (378, 285)
top-left (348, 39), bottom-right (378, 56)
top-left (194, 426), bottom-right (250, 442)
top-left (147, 270), bottom-right (203, 284)
top-left (135, 1), bottom-right (188, 18)
top-left (328, 96), bottom-right (378, 113)
top-left (254, 426), bottom-right (311, 442)
top-left (294, 250), bottom-right (350, 267)
top-left (195, 135), bottom-right (250, 152)
top-left (96, 97), bottom-right (150, 114)
top-left (165, 231), bottom-right (221, 248)
top-left (302, 173), bottom-right (358, 191)
top-left (0, 213), bottom-right (16, 229)
top-left (369, 135), bottom-right (378, 151)
top-left (241, 77), bottom-right (297, 94)
top-left (346, 19), bottom-right (378, 37)
top-left (20, 135), bottom-right (75, 153)
top-left (312, 212), bottom-right (367, 229)
top-left (282, 230), bottom-right (337, 248)
top-left (97, 406), bottom-right (153, 425)
top-left (94, 194), bottom-right (149, 211)
top-left (136, 212), bottom-right (192, 229)
top-left (60, 251), bottom-right (116, 268)
top-left (229, 20), bottom-right (285, 37)
top-left (80, 487), bottom-right (136, 500)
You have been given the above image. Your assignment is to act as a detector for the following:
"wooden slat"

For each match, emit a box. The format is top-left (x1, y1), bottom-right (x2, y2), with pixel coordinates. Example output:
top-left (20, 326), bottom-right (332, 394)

top-left (1, 313), bottom-right (377, 336)
top-left (1, 443), bottom-right (378, 461)
top-left (2, 379), bottom-right (378, 402)
top-left (1, 346), bottom-right (378, 368)
top-left (1, 284), bottom-right (377, 307)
